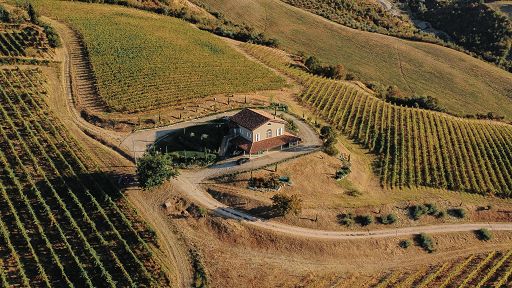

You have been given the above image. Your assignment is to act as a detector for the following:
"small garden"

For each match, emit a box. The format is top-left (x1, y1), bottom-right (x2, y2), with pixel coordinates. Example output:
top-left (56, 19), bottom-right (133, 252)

top-left (154, 119), bottom-right (229, 167)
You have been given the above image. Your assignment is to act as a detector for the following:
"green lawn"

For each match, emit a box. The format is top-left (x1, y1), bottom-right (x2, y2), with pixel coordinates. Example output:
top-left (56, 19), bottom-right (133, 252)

top-left (32, 0), bottom-right (285, 113)
top-left (198, 0), bottom-right (512, 119)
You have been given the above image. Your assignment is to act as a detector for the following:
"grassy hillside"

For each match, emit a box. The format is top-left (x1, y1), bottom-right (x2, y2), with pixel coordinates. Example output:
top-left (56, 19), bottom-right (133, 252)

top-left (243, 43), bottom-right (512, 197)
top-left (487, 1), bottom-right (512, 19)
top-left (197, 0), bottom-right (512, 119)
top-left (31, 0), bottom-right (285, 113)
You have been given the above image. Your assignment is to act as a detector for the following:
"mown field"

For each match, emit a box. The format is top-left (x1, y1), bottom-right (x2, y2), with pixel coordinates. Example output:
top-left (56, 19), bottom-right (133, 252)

top-left (0, 66), bottom-right (169, 286)
top-left (372, 248), bottom-right (512, 287)
top-left (196, 0), bottom-right (512, 119)
top-left (242, 43), bottom-right (512, 197)
top-left (31, 0), bottom-right (285, 113)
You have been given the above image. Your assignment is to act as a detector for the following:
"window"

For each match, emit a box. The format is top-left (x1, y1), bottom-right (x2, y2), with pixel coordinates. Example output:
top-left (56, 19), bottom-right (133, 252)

top-left (276, 127), bottom-right (283, 136)
top-left (266, 129), bottom-right (272, 138)
top-left (255, 133), bottom-right (260, 142)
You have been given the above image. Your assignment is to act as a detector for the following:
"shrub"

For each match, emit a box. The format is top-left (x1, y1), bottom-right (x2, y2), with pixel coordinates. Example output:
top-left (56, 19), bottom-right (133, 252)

top-left (379, 214), bottom-right (397, 225)
top-left (0, 5), bottom-right (10, 22)
top-left (271, 194), bottom-right (303, 216)
top-left (355, 215), bottom-right (373, 226)
top-left (338, 213), bottom-right (354, 226)
top-left (409, 203), bottom-right (443, 220)
top-left (475, 228), bottom-right (492, 241)
top-left (399, 239), bottom-right (411, 249)
top-left (409, 205), bottom-right (428, 220)
top-left (415, 233), bottom-right (436, 253)
top-left (447, 208), bottom-right (466, 219)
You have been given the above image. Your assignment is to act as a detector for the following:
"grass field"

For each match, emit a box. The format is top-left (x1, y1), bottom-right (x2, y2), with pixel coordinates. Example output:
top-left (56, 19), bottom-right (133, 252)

top-left (196, 0), bottom-right (512, 119)
top-left (31, 0), bottom-right (285, 113)
top-left (0, 67), bottom-right (168, 286)
top-left (243, 43), bottom-right (512, 197)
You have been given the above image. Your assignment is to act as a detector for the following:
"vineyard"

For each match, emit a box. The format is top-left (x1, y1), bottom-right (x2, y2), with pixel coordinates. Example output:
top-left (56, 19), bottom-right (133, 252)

top-left (32, 0), bottom-right (285, 113)
top-left (0, 24), bottom-right (53, 59)
top-left (242, 43), bottom-right (512, 197)
top-left (0, 67), bottom-right (168, 286)
top-left (372, 249), bottom-right (512, 287)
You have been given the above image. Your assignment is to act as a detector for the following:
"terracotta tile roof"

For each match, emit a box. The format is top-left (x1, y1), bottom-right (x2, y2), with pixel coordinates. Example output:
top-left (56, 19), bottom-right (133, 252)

top-left (230, 108), bottom-right (286, 131)
top-left (232, 133), bottom-right (301, 154)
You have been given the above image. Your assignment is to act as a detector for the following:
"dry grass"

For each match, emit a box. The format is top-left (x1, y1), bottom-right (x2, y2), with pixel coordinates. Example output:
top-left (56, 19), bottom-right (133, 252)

top-left (207, 148), bottom-right (512, 231)
top-left (197, 0), bottom-right (512, 119)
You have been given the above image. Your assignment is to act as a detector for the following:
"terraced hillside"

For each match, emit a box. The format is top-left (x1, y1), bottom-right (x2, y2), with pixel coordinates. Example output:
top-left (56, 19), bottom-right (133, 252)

top-left (0, 67), bottom-right (169, 287)
top-left (31, 0), bottom-right (285, 113)
top-left (196, 0), bottom-right (512, 119)
top-left (242, 43), bottom-right (512, 196)
top-left (372, 249), bottom-right (512, 287)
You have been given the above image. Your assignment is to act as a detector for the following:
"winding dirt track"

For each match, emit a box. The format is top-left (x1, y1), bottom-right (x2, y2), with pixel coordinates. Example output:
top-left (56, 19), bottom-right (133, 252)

top-left (49, 17), bottom-right (512, 243)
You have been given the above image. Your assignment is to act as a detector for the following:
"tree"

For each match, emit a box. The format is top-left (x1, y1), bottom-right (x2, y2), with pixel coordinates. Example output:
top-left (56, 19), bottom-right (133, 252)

top-left (136, 151), bottom-right (179, 190)
top-left (320, 125), bottom-right (339, 156)
top-left (271, 194), bottom-right (302, 216)
top-left (304, 56), bottom-right (320, 72)
top-left (0, 5), bottom-right (10, 23)
top-left (26, 3), bottom-right (38, 24)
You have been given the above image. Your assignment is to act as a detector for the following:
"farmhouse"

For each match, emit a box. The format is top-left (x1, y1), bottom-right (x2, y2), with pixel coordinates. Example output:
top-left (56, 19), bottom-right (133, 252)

top-left (229, 108), bottom-right (301, 156)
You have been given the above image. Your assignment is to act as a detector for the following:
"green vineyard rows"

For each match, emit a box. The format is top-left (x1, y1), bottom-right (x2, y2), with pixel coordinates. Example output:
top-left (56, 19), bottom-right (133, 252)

top-left (0, 67), bottom-right (168, 287)
top-left (32, 0), bottom-right (286, 113)
top-left (372, 249), bottom-right (512, 287)
top-left (242, 43), bottom-right (512, 197)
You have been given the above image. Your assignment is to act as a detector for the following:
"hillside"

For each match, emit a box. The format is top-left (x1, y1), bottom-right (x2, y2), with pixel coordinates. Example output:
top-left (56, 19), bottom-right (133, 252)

top-left (196, 0), bottom-right (512, 119)
top-left (31, 0), bottom-right (285, 113)
top-left (243, 43), bottom-right (512, 196)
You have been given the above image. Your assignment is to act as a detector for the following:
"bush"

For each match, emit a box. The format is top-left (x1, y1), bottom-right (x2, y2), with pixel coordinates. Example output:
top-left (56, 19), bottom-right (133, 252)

top-left (447, 208), bottom-right (466, 219)
top-left (409, 203), bottom-right (443, 220)
top-left (271, 194), bottom-right (302, 216)
top-left (399, 239), bottom-right (411, 249)
top-left (379, 214), bottom-right (397, 225)
top-left (338, 213), bottom-right (354, 226)
top-left (415, 233), bottom-right (436, 253)
top-left (409, 205), bottom-right (428, 220)
top-left (355, 215), bottom-right (373, 226)
top-left (475, 228), bottom-right (492, 241)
